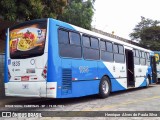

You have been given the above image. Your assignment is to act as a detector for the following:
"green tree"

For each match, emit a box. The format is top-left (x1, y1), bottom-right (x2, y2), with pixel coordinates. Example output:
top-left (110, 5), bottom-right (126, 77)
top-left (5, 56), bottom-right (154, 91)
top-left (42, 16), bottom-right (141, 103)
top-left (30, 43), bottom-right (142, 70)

top-left (140, 26), bottom-right (160, 50)
top-left (0, 0), bottom-right (17, 21)
top-left (0, 0), bottom-right (67, 21)
top-left (43, 0), bottom-right (68, 19)
top-left (59, 0), bottom-right (95, 30)
top-left (130, 16), bottom-right (160, 50)
top-left (17, 0), bottom-right (44, 21)
top-left (130, 16), bottom-right (160, 40)
top-left (0, 0), bottom-right (95, 30)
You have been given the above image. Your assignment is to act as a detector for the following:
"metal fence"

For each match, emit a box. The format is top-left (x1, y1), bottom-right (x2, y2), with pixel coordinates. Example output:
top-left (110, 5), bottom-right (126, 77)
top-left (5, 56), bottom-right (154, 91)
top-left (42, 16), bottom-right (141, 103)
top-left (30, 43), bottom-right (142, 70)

top-left (0, 53), bottom-right (5, 96)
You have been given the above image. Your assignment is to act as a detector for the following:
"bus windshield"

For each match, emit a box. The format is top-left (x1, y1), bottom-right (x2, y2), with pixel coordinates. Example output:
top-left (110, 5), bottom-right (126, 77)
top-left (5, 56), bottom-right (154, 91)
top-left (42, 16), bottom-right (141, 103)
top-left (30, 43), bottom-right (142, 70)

top-left (9, 20), bottom-right (47, 59)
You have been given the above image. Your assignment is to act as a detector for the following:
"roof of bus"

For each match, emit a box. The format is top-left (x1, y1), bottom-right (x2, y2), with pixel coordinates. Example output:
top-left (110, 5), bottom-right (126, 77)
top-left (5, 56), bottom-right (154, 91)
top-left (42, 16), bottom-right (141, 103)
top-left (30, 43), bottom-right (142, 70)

top-left (154, 51), bottom-right (160, 53)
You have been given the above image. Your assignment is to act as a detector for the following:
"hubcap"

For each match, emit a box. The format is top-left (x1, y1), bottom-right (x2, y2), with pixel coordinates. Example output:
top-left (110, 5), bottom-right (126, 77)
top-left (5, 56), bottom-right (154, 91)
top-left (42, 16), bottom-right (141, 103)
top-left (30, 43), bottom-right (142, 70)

top-left (102, 80), bottom-right (109, 94)
top-left (146, 78), bottom-right (149, 86)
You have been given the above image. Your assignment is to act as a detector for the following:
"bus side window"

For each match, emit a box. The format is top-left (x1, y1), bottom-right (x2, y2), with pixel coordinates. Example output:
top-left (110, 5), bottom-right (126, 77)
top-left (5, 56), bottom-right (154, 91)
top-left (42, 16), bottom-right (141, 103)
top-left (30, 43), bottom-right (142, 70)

top-left (134, 49), bottom-right (140, 65)
top-left (82, 36), bottom-right (90, 47)
top-left (58, 29), bottom-right (82, 58)
top-left (90, 37), bottom-right (99, 49)
top-left (133, 49), bottom-right (136, 57)
top-left (146, 53), bottom-right (149, 59)
top-left (69, 32), bottom-right (81, 45)
top-left (100, 40), bottom-right (106, 50)
top-left (146, 52), bottom-right (150, 65)
top-left (140, 51), bottom-right (146, 65)
top-left (142, 51), bottom-right (145, 58)
top-left (83, 35), bottom-right (99, 60)
top-left (114, 44), bottom-right (125, 63)
top-left (58, 29), bottom-right (69, 44)
top-left (106, 41), bottom-right (113, 52)
top-left (136, 50), bottom-right (140, 57)
top-left (139, 51), bottom-right (142, 58)
top-left (118, 45), bottom-right (124, 54)
top-left (100, 40), bottom-right (113, 62)
top-left (113, 44), bottom-right (118, 53)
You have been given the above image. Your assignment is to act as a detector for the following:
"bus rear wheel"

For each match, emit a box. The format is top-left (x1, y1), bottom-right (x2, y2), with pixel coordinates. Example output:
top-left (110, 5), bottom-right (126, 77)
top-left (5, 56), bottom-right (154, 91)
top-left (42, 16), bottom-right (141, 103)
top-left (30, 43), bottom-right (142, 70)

top-left (99, 76), bottom-right (111, 98)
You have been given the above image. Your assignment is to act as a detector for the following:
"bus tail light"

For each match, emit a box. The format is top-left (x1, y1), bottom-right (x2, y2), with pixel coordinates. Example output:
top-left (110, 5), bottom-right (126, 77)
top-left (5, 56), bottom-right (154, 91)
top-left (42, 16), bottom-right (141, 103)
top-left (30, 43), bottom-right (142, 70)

top-left (42, 64), bottom-right (47, 79)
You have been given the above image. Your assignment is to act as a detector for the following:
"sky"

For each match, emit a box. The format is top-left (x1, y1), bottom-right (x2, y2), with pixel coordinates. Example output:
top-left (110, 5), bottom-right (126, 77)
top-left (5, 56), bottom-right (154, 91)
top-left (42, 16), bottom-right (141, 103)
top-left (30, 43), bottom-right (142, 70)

top-left (92, 0), bottom-right (160, 40)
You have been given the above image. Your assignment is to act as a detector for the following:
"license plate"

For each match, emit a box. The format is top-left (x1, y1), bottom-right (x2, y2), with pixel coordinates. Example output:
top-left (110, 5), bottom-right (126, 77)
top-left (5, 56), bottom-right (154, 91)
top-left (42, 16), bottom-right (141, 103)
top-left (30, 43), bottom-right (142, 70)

top-left (21, 76), bottom-right (29, 81)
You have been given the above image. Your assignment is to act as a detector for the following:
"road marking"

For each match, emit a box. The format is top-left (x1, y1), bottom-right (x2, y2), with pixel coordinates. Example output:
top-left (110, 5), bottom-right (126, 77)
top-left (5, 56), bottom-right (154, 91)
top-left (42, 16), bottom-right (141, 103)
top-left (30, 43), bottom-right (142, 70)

top-left (82, 95), bottom-right (160, 111)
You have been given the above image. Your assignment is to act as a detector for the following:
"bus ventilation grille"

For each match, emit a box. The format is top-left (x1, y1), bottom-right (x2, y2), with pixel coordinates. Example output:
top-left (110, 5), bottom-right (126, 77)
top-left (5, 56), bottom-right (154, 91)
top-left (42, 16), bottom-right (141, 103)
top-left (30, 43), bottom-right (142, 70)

top-left (62, 69), bottom-right (72, 95)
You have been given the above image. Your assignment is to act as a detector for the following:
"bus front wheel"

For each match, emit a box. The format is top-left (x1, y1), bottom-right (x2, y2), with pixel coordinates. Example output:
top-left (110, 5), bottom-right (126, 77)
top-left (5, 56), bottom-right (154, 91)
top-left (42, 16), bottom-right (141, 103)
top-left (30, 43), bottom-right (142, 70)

top-left (99, 76), bottom-right (111, 98)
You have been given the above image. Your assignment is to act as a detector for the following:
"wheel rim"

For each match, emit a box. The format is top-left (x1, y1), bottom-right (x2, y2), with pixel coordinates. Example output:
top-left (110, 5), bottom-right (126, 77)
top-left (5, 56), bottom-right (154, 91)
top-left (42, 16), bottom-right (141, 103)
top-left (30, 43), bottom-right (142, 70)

top-left (102, 80), bottom-right (109, 94)
top-left (146, 77), bottom-right (149, 86)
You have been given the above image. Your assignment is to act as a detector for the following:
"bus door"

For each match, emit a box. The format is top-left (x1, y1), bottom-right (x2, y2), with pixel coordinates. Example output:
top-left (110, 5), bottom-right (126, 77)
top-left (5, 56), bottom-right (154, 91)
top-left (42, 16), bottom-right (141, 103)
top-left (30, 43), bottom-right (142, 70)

top-left (151, 56), bottom-right (157, 83)
top-left (125, 49), bottom-right (135, 87)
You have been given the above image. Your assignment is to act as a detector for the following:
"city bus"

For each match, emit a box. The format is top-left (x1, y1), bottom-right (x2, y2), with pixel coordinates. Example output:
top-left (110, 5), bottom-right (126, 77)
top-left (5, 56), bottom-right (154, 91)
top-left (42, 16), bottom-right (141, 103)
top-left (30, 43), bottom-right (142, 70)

top-left (4, 18), bottom-right (156, 98)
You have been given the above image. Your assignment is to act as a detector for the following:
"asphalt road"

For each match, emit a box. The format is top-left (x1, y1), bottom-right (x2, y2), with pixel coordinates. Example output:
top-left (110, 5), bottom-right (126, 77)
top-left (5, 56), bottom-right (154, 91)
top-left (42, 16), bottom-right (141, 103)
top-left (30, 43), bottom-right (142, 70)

top-left (0, 84), bottom-right (160, 120)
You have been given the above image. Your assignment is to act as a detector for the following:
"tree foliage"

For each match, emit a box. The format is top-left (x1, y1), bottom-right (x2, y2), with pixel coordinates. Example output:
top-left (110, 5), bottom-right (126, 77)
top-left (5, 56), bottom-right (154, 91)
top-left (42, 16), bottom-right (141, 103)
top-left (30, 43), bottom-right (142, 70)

top-left (59, 0), bottom-right (95, 30)
top-left (130, 16), bottom-right (160, 50)
top-left (0, 0), bottom-right (67, 21)
top-left (0, 0), bottom-right (17, 21)
top-left (0, 0), bottom-right (95, 30)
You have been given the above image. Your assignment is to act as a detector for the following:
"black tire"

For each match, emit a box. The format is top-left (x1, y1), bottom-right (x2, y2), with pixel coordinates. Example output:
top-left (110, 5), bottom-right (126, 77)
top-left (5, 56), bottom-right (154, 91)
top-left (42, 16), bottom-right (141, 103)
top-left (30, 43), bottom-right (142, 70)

top-left (99, 76), bottom-right (111, 98)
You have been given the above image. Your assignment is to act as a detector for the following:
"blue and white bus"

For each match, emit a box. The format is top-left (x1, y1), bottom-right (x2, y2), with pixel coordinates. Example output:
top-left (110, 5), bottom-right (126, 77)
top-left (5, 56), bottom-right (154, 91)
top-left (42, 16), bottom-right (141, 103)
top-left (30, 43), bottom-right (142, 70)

top-left (5, 18), bottom-right (156, 98)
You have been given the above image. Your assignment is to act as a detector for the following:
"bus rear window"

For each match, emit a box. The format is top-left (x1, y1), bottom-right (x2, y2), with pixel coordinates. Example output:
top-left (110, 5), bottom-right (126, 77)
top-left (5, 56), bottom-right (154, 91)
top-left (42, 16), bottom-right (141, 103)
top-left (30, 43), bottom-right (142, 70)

top-left (9, 20), bottom-right (47, 59)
